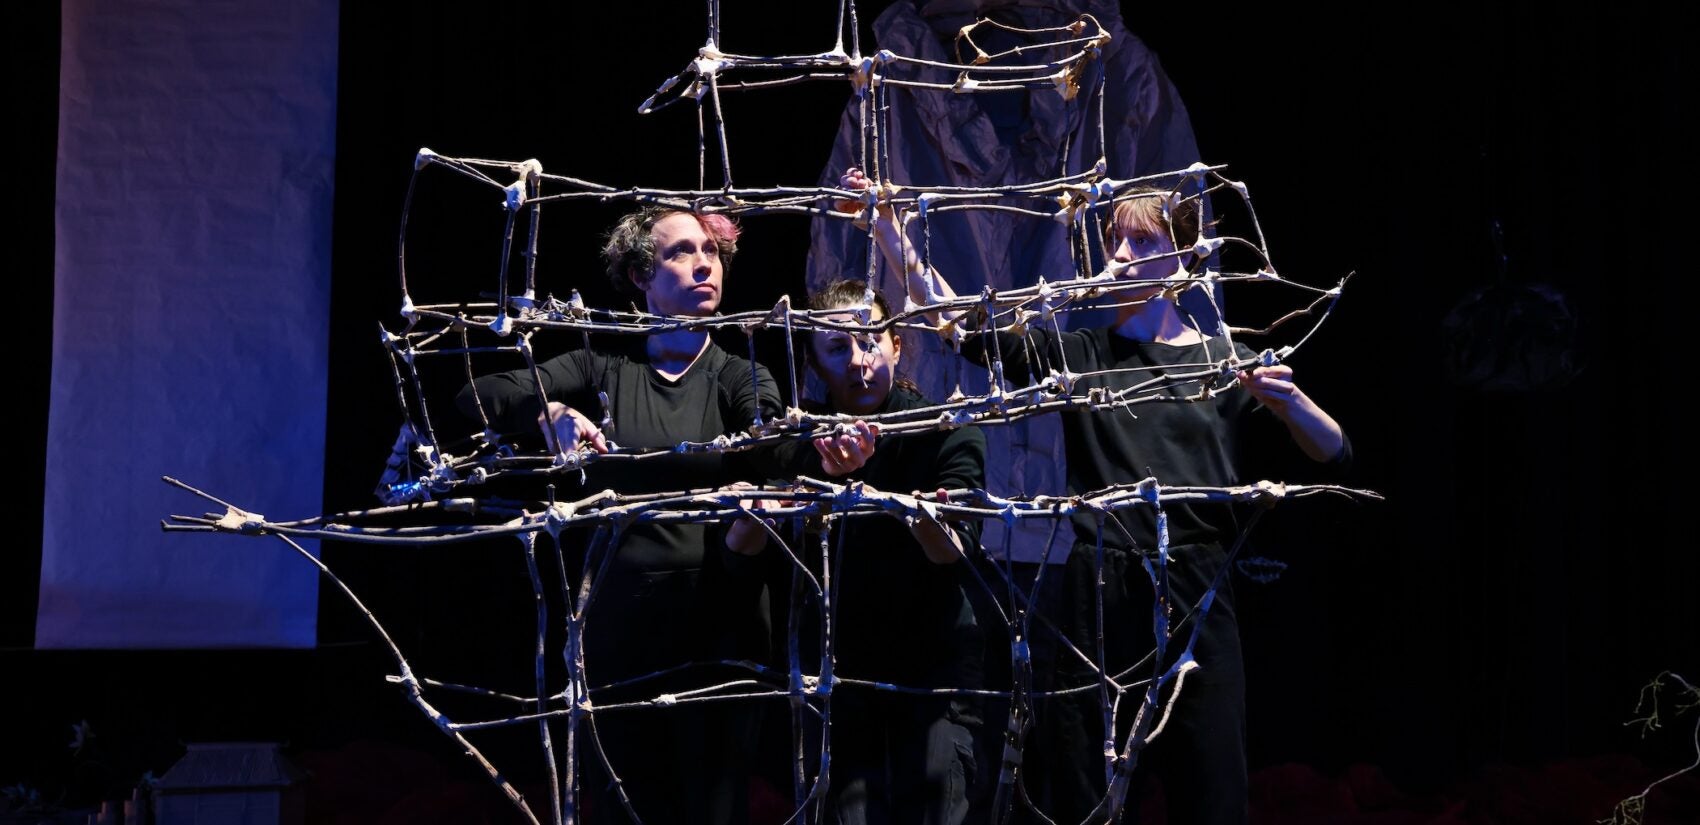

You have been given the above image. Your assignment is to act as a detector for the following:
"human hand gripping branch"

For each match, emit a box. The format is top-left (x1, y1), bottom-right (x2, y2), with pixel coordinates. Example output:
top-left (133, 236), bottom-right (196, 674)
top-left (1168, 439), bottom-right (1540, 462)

top-left (906, 486), bottom-right (968, 565)
top-left (814, 419), bottom-right (878, 477)
top-left (723, 421), bottom-right (878, 556)
top-left (1235, 364), bottom-right (1346, 463)
top-left (537, 401), bottom-right (609, 457)
top-left (837, 167), bottom-right (964, 328)
top-left (723, 482), bottom-right (781, 556)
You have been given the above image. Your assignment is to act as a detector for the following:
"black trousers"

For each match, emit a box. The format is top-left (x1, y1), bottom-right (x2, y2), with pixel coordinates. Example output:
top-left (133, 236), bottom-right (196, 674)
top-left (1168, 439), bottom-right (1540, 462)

top-left (580, 676), bottom-right (760, 825)
top-left (577, 562), bottom-right (768, 825)
top-left (825, 690), bottom-right (979, 825)
top-left (1024, 541), bottom-right (1247, 825)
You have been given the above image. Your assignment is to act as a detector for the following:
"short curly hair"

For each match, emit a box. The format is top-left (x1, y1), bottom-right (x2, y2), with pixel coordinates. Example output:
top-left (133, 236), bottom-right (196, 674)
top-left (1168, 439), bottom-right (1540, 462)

top-left (602, 207), bottom-right (741, 299)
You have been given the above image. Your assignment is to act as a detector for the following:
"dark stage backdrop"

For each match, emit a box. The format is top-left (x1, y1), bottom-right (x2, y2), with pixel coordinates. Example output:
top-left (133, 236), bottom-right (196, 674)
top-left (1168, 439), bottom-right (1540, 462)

top-left (7, 0), bottom-right (1694, 820)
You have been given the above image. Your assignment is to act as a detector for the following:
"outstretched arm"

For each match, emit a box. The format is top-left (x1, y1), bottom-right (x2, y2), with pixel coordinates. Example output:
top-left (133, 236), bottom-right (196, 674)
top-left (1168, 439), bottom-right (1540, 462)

top-left (838, 167), bottom-right (963, 328)
top-left (1237, 364), bottom-right (1346, 463)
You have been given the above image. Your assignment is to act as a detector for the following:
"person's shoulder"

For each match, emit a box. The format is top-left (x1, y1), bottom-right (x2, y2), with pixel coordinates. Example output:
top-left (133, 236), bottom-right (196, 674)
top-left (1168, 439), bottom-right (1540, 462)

top-left (536, 341), bottom-right (610, 372)
top-left (1225, 337), bottom-right (1263, 363)
top-left (1165, 333), bottom-right (1257, 364)
top-left (1032, 325), bottom-right (1099, 344)
top-left (892, 386), bottom-right (986, 447)
top-left (1055, 324), bottom-right (1112, 362)
top-left (580, 336), bottom-right (638, 364)
top-left (1026, 324), bottom-right (1100, 358)
top-left (887, 384), bottom-right (932, 412)
top-left (705, 338), bottom-right (772, 376)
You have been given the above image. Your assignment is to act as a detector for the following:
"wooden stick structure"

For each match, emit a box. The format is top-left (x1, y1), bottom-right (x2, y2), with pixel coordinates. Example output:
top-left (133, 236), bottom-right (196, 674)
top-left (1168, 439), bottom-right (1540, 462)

top-left (163, 4), bottom-right (1377, 822)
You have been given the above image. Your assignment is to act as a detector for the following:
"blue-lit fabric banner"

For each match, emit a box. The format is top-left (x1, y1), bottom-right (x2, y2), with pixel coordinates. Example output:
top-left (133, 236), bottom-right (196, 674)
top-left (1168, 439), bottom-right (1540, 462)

top-left (39, 0), bottom-right (338, 648)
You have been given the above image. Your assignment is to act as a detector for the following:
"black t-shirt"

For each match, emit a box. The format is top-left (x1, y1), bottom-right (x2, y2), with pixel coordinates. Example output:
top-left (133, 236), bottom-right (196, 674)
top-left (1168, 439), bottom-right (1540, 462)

top-left (459, 337), bottom-right (784, 679)
top-left (460, 336), bottom-right (784, 568)
top-left (968, 326), bottom-right (1307, 551)
top-left (792, 386), bottom-right (988, 688)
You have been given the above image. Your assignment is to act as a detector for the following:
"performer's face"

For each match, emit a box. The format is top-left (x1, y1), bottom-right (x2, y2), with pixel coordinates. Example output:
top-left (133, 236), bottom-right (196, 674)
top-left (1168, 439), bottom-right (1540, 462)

top-left (1109, 217), bottom-right (1181, 283)
top-left (634, 213), bottom-right (724, 317)
top-left (811, 304), bottom-right (901, 416)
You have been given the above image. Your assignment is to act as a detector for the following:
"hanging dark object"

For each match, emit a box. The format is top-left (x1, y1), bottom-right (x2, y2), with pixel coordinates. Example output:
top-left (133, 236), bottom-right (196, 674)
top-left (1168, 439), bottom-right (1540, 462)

top-left (1441, 220), bottom-right (1583, 392)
